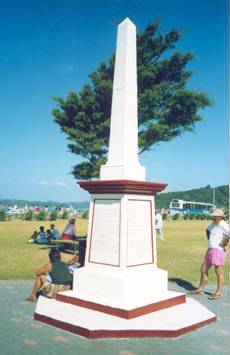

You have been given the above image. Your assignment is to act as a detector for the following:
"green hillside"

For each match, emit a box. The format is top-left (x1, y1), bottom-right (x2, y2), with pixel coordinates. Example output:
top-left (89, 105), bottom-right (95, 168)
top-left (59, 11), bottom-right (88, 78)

top-left (1, 185), bottom-right (228, 212)
top-left (155, 185), bottom-right (228, 210)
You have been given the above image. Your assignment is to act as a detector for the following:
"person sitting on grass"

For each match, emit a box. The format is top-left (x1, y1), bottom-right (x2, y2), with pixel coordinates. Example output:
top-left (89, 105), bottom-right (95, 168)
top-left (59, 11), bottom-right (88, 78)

top-left (27, 230), bottom-right (38, 244)
top-left (36, 225), bottom-right (49, 244)
top-left (50, 224), bottom-right (60, 240)
top-left (191, 208), bottom-right (229, 300)
top-left (61, 218), bottom-right (77, 240)
top-left (25, 249), bottom-right (75, 302)
top-left (46, 229), bottom-right (54, 243)
top-left (27, 227), bottom-right (48, 244)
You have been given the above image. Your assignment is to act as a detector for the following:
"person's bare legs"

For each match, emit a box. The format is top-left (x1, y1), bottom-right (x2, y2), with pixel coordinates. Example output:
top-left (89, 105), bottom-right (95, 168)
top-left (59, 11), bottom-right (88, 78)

top-left (213, 265), bottom-right (224, 296)
top-left (156, 229), bottom-right (163, 241)
top-left (26, 274), bottom-right (47, 301)
top-left (193, 261), bottom-right (211, 293)
top-left (159, 229), bottom-right (164, 241)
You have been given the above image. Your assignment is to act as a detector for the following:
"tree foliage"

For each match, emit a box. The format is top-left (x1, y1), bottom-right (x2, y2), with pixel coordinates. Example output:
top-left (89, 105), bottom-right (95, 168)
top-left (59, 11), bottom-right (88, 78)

top-left (52, 18), bottom-right (212, 179)
top-left (155, 185), bottom-right (229, 210)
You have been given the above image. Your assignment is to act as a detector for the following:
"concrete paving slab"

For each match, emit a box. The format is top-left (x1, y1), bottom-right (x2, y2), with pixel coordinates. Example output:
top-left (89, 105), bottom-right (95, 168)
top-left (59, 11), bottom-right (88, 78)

top-left (0, 280), bottom-right (229, 355)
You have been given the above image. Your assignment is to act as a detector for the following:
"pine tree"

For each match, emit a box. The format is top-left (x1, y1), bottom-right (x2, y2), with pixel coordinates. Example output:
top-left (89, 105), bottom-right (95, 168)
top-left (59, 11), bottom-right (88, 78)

top-left (52, 18), bottom-right (212, 179)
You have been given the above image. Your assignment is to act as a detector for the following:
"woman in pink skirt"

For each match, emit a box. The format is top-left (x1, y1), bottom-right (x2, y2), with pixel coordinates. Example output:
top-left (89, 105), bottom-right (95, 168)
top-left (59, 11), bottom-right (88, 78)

top-left (191, 209), bottom-right (229, 300)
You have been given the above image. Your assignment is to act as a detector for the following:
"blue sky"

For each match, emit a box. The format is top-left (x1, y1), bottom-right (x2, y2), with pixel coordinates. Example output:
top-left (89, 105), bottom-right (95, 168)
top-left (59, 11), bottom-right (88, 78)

top-left (0, 0), bottom-right (228, 202)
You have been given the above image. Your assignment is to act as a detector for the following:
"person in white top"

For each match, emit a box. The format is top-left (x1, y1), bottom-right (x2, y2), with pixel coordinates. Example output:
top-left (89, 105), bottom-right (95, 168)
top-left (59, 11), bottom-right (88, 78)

top-left (191, 208), bottom-right (229, 300)
top-left (61, 218), bottom-right (77, 240)
top-left (155, 210), bottom-right (164, 241)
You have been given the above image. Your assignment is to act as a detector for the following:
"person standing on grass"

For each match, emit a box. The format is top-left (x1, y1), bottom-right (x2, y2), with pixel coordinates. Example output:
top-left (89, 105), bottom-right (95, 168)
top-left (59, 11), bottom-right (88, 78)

top-left (191, 208), bottom-right (229, 300)
top-left (155, 210), bottom-right (164, 241)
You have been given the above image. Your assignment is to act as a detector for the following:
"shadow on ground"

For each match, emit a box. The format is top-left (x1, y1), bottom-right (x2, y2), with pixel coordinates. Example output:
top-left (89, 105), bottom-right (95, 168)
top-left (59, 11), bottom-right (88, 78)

top-left (168, 278), bottom-right (195, 291)
top-left (38, 246), bottom-right (75, 255)
top-left (169, 278), bottom-right (213, 296)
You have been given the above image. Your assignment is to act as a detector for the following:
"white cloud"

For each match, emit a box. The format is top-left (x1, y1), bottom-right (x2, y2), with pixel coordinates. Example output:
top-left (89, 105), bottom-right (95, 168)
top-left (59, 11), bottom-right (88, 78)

top-left (39, 180), bottom-right (68, 187)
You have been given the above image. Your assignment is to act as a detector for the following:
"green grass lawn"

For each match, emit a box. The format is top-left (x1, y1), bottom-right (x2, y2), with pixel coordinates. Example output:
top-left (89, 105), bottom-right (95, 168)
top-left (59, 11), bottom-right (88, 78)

top-left (0, 219), bottom-right (228, 284)
top-left (0, 219), bottom-right (88, 279)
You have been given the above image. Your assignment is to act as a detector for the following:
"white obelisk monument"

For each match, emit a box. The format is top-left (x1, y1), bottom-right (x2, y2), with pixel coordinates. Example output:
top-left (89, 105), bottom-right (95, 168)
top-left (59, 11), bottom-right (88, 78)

top-left (73, 18), bottom-right (168, 305)
top-left (100, 18), bottom-right (145, 181)
top-left (34, 18), bottom-right (216, 338)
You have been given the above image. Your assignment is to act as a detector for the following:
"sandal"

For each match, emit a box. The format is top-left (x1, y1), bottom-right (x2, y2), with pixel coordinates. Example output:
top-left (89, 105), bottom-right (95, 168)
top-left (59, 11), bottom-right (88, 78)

top-left (189, 289), bottom-right (204, 295)
top-left (208, 294), bottom-right (222, 300)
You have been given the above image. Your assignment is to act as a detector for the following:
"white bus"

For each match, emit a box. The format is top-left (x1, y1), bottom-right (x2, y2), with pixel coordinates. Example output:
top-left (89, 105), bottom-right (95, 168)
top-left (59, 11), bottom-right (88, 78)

top-left (169, 199), bottom-right (216, 215)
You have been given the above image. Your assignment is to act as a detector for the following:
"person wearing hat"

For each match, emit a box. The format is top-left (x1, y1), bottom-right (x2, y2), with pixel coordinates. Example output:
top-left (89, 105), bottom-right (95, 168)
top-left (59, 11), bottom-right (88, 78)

top-left (191, 208), bottom-right (229, 300)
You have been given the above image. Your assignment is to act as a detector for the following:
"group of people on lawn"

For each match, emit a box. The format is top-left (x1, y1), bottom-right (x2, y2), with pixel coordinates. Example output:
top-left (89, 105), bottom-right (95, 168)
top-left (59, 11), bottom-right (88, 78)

top-left (26, 209), bottom-right (229, 303)
top-left (27, 218), bottom-right (76, 244)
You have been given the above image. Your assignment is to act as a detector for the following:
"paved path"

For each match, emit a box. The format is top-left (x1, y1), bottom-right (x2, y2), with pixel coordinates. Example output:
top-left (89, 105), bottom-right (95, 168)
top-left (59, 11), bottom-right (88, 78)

top-left (1, 280), bottom-right (229, 355)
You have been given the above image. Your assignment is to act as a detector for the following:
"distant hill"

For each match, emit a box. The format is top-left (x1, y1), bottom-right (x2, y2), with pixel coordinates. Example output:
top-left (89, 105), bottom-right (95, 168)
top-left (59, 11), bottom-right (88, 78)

top-left (1, 185), bottom-right (228, 211)
top-left (155, 185), bottom-right (229, 210)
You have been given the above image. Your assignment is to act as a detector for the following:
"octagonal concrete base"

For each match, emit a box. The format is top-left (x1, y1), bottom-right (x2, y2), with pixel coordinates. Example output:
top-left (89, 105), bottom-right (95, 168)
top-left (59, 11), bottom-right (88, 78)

top-left (34, 294), bottom-right (216, 339)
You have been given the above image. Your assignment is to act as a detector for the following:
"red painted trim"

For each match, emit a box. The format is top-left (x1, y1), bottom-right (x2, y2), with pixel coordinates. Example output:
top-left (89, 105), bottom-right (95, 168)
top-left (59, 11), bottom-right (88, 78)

top-left (34, 312), bottom-right (216, 339)
top-left (78, 180), bottom-right (167, 195)
top-left (150, 200), bottom-right (154, 262)
top-left (87, 200), bottom-right (95, 263)
top-left (34, 313), bottom-right (91, 338)
top-left (56, 293), bottom-right (186, 319)
top-left (126, 199), bottom-right (154, 267)
top-left (88, 199), bottom-right (121, 267)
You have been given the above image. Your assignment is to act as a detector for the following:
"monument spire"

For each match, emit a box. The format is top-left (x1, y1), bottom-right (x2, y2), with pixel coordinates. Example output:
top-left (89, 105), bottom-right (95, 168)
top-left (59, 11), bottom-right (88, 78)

top-left (100, 17), bottom-right (145, 181)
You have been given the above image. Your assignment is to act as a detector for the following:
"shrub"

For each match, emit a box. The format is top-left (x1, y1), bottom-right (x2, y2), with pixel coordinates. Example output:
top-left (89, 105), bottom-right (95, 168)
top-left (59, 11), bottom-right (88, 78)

top-left (162, 213), bottom-right (168, 220)
top-left (49, 210), bottom-right (58, 221)
top-left (200, 214), bottom-right (206, 220)
top-left (189, 214), bottom-right (195, 220)
top-left (82, 210), bottom-right (89, 219)
top-left (224, 208), bottom-right (229, 220)
top-left (6, 213), bottom-right (12, 221)
top-left (172, 213), bottom-right (180, 221)
top-left (36, 211), bottom-right (47, 221)
top-left (206, 214), bottom-right (212, 220)
top-left (183, 214), bottom-right (189, 220)
top-left (24, 210), bottom-right (34, 221)
top-left (0, 209), bottom-right (6, 221)
top-left (61, 209), bottom-right (69, 219)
